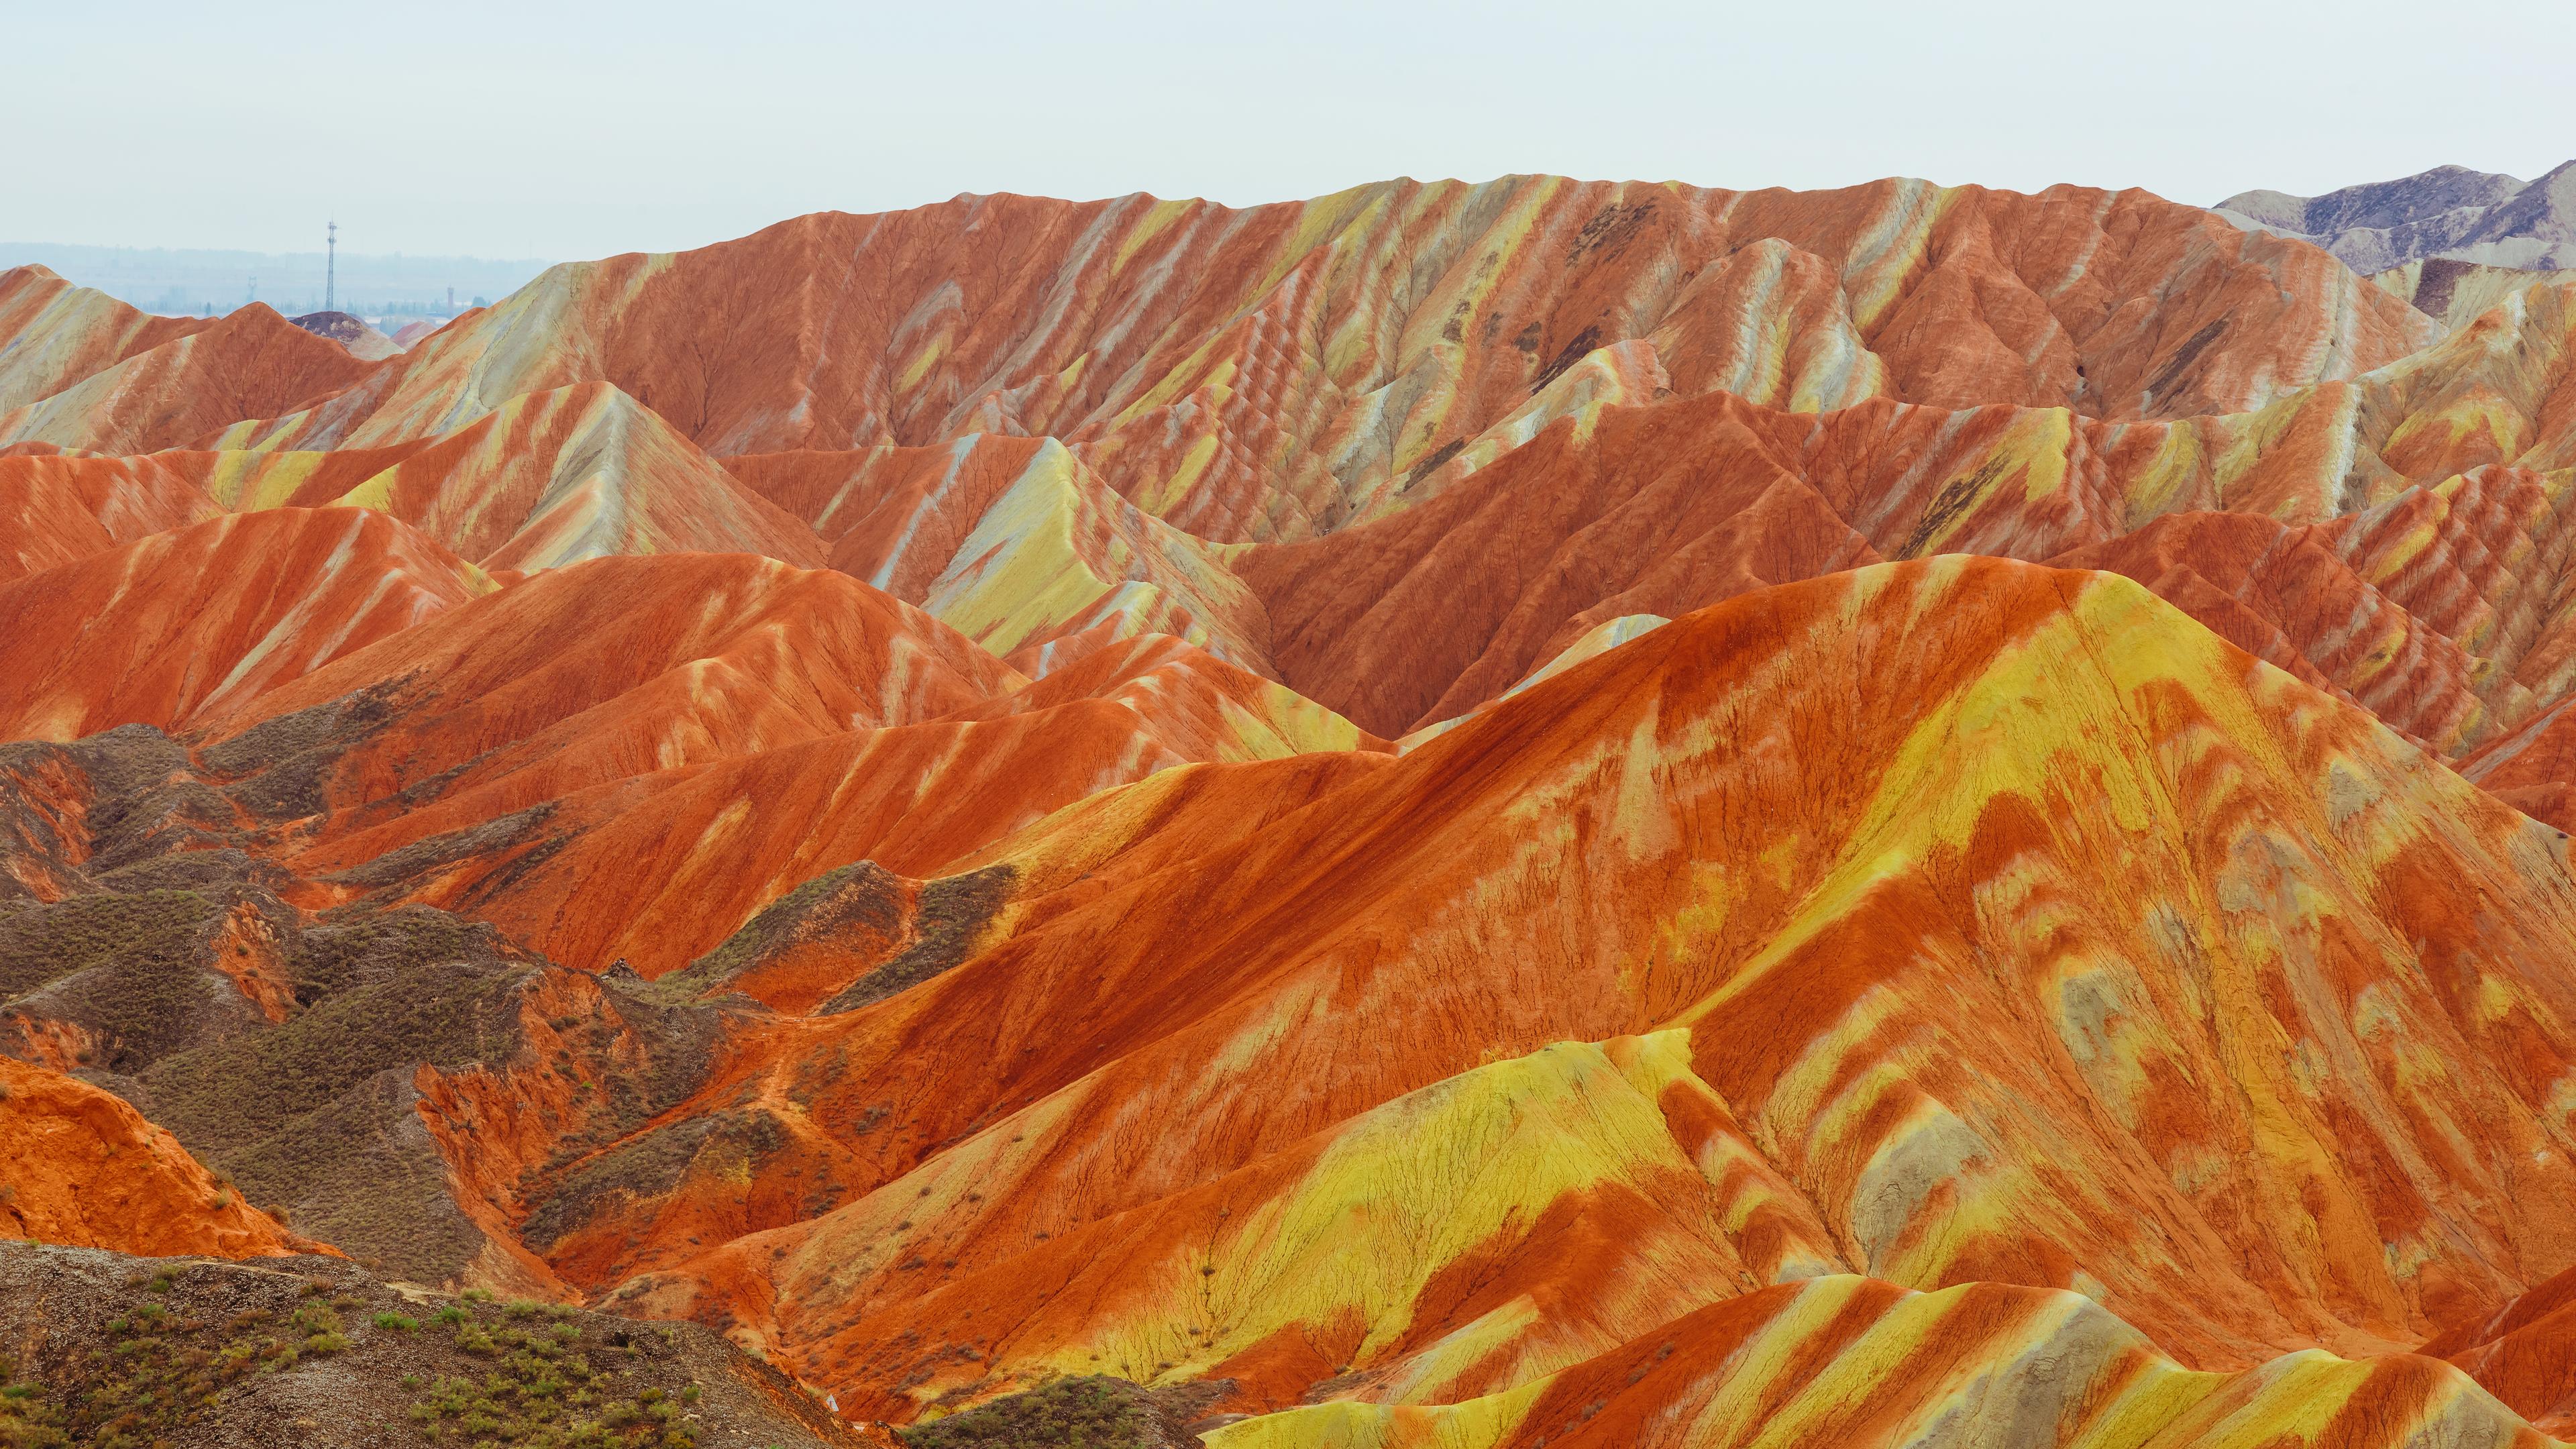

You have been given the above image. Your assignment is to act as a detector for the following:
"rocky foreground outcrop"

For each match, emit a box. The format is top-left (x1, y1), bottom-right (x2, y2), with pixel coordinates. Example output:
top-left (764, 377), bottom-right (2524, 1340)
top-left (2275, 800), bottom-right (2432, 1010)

top-left (0, 1243), bottom-right (859, 1447)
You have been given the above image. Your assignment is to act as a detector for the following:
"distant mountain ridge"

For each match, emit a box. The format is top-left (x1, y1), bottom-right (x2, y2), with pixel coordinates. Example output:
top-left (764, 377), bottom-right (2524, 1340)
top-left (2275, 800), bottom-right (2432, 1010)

top-left (2218, 160), bottom-right (2576, 271)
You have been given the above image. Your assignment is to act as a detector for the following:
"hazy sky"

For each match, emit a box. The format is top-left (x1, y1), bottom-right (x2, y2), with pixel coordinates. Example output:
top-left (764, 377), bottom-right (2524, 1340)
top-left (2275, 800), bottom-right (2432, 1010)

top-left (9, 0), bottom-right (2571, 262)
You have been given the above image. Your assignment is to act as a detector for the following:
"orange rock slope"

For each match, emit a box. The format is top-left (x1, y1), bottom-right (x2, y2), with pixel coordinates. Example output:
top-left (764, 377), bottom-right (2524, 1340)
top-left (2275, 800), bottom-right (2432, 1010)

top-left (5, 174), bottom-right (2576, 1448)
top-left (0, 297), bottom-right (375, 455)
top-left (602, 562), bottom-right (2576, 1415)
top-left (0, 1055), bottom-right (311, 1258)
top-left (0, 264), bottom-right (210, 416)
top-left (191, 556), bottom-right (1378, 976)
top-left (0, 506), bottom-right (489, 741)
top-left (0, 450), bottom-right (223, 582)
top-left (192, 178), bottom-right (2428, 545)
top-left (2428, 1263), bottom-right (2576, 1434)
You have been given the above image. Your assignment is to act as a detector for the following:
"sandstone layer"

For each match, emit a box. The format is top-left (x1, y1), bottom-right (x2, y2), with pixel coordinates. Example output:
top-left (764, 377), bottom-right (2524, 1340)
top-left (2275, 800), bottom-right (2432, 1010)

top-left (3, 175), bottom-right (2576, 1448)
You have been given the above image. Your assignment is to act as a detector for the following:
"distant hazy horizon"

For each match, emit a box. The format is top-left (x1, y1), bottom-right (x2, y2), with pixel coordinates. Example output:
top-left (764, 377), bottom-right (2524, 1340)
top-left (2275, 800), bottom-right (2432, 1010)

top-left (0, 242), bottom-right (552, 321)
top-left (4, 0), bottom-right (2569, 262)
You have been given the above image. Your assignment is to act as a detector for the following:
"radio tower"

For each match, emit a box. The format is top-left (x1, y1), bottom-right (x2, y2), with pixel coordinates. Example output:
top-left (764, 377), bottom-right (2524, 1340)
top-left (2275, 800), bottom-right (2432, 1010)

top-left (325, 220), bottom-right (337, 313)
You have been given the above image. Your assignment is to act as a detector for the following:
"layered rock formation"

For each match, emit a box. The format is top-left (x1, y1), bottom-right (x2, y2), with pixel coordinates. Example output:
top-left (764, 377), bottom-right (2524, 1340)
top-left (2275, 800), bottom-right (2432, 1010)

top-left (0, 264), bottom-right (211, 415)
top-left (5, 175), bottom-right (2576, 1448)
top-left (0, 449), bottom-right (224, 582)
top-left (0, 297), bottom-right (376, 455)
top-left (164, 177), bottom-right (2433, 543)
top-left (0, 507), bottom-right (488, 741)
top-left (2372, 256), bottom-right (2555, 331)
top-left (596, 563), bottom-right (2576, 1405)
top-left (2426, 1264), bottom-right (2576, 1436)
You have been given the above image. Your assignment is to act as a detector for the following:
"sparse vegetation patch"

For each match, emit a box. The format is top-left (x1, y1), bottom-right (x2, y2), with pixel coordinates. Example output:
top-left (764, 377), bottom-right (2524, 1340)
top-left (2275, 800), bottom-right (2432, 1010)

top-left (898, 1376), bottom-right (1191, 1449)
top-left (0, 890), bottom-right (225, 1071)
top-left (0, 1246), bottom-right (855, 1447)
top-left (0, 1276), bottom-right (340, 1447)
top-left (405, 1296), bottom-right (703, 1448)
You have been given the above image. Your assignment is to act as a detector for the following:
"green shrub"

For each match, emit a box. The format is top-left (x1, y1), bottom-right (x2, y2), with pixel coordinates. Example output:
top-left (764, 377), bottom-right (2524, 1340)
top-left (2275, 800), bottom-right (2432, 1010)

top-left (899, 1376), bottom-right (1173, 1449)
top-left (0, 1354), bottom-right (68, 1449)
top-left (46, 1292), bottom-right (342, 1444)
top-left (403, 1324), bottom-right (702, 1448)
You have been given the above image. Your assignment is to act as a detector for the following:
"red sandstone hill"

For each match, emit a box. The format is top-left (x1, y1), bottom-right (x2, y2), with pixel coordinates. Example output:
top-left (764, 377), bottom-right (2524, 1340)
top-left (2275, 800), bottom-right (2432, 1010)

top-left (325, 382), bottom-right (827, 568)
top-left (0, 450), bottom-right (223, 582)
top-left (189, 179), bottom-right (2429, 545)
top-left (0, 1055), bottom-right (317, 1258)
top-left (6, 178), bottom-right (2576, 1448)
top-left (189, 564), bottom-right (1375, 976)
top-left (591, 560), bottom-right (2576, 1435)
top-left (0, 265), bottom-right (211, 417)
top-left (1231, 277), bottom-right (2576, 791)
top-left (2425, 1263), bottom-right (2576, 1434)
top-left (189, 550), bottom-right (1029, 830)
top-left (20, 552), bottom-right (2576, 1449)
top-left (0, 507), bottom-right (488, 741)
top-left (0, 298), bottom-right (377, 456)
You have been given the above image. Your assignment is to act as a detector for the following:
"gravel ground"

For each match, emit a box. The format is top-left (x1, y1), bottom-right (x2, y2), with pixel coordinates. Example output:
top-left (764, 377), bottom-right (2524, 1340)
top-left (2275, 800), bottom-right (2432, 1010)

top-left (0, 1242), bottom-right (862, 1448)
